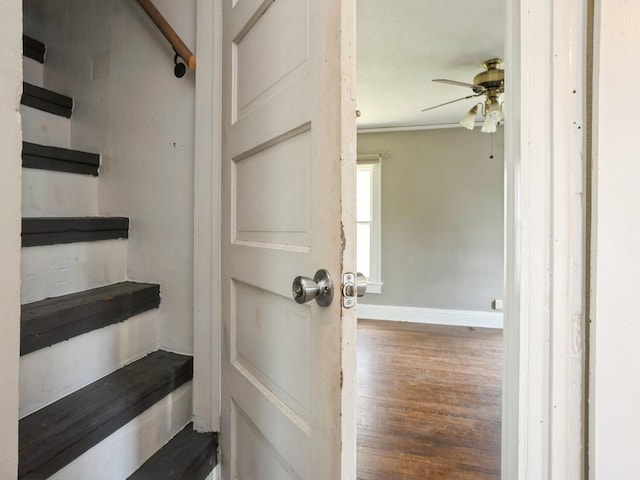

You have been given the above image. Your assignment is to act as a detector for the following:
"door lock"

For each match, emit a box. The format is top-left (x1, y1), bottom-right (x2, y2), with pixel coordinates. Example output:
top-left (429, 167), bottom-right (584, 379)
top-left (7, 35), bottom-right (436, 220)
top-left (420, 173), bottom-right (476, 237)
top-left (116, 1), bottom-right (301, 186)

top-left (292, 269), bottom-right (334, 307)
top-left (342, 272), bottom-right (367, 308)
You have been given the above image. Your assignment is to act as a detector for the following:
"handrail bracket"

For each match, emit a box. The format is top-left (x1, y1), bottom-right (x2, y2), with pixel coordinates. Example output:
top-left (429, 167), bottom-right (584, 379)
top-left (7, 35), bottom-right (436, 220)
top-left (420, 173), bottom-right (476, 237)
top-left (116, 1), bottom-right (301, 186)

top-left (134, 0), bottom-right (196, 78)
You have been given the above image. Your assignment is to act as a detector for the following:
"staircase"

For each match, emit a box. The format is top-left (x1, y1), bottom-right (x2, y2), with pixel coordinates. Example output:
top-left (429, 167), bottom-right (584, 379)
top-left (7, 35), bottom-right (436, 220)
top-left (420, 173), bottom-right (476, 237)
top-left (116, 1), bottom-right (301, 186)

top-left (19, 35), bottom-right (217, 479)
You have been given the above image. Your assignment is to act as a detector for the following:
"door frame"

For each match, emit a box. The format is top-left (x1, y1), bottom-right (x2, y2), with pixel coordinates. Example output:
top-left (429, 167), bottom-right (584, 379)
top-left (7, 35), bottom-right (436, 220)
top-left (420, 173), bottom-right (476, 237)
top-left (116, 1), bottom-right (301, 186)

top-left (502, 0), bottom-right (586, 477)
top-left (193, 0), bottom-right (223, 432)
top-left (193, 0), bottom-right (587, 477)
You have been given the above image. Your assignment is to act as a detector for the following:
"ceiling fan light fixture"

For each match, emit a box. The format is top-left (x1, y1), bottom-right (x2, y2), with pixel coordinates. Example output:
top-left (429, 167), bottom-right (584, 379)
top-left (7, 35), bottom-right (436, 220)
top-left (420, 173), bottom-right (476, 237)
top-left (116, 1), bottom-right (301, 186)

top-left (481, 115), bottom-right (498, 134)
top-left (486, 99), bottom-right (504, 122)
top-left (459, 105), bottom-right (478, 130)
top-left (423, 58), bottom-right (505, 134)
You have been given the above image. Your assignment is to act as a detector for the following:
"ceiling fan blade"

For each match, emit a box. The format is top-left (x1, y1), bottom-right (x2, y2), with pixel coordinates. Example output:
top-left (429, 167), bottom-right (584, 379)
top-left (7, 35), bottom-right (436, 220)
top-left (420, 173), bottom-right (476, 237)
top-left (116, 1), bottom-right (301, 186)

top-left (432, 79), bottom-right (484, 91)
top-left (420, 93), bottom-right (483, 112)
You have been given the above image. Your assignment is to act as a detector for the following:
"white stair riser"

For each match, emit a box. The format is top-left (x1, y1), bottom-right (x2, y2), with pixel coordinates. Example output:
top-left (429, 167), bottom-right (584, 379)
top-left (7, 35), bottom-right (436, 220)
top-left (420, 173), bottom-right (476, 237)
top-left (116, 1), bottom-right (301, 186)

top-left (48, 382), bottom-right (192, 480)
top-left (23, 58), bottom-right (44, 87)
top-left (19, 310), bottom-right (159, 418)
top-left (21, 104), bottom-right (71, 149)
top-left (21, 240), bottom-right (127, 304)
top-left (23, 168), bottom-right (98, 217)
top-left (208, 465), bottom-right (220, 480)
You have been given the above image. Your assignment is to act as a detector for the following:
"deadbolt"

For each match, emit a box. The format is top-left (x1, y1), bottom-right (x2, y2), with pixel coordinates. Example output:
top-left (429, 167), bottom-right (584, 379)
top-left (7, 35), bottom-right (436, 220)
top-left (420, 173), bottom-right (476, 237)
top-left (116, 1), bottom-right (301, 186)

top-left (292, 269), bottom-right (334, 307)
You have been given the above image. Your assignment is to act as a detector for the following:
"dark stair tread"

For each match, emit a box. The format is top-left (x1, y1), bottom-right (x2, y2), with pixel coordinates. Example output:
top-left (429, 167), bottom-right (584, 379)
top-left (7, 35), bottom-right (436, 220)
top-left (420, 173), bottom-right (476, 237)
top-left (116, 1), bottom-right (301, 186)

top-left (127, 423), bottom-right (218, 480)
top-left (21, 82), bottom-right (73, 118)
top-left (19, 350), bottom-right (193, 480)
top-left (23, 142), bottom-right (100, 176)
top-left (21, 281), bottom-right (160, 355)
top-left (23, 35), bottom-right (46, 63)
top-left (22, 217), bottom-right (129, 247)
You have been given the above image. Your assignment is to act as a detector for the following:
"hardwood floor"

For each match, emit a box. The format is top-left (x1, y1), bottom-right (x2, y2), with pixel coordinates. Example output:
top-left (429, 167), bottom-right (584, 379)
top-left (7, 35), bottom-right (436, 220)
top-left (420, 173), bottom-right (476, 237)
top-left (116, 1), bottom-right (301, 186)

top-left (357, 320), bottom-right (502, 480)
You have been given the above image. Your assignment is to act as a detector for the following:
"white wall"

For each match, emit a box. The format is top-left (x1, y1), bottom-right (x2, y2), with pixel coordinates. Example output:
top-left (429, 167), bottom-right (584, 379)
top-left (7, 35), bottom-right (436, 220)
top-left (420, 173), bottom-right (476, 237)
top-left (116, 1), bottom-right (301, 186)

top-left (0, 0), bottom-right (22, 476)
top-left (357, 127), bottom-right (504, 312)
top-left (100, 0), bottom-right (196, 354)
top-left (23, 0), bottom-right (197, 354)
top-left (590, 0), bottom-right (640, 477)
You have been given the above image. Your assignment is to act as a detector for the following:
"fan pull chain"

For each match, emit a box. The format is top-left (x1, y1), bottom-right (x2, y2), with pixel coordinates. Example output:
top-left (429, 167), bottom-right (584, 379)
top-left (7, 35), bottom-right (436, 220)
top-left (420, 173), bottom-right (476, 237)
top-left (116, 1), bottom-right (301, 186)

top-left (489, 132), bottom-right (494, 159)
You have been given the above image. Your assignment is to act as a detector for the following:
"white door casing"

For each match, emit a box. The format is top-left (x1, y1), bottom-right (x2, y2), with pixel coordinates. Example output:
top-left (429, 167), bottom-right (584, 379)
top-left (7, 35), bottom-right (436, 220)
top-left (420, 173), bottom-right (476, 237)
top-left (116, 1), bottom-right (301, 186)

top-left (219, 0), bottom-right (357, 479)
top-left (502, 0), bottom-right (586, 478)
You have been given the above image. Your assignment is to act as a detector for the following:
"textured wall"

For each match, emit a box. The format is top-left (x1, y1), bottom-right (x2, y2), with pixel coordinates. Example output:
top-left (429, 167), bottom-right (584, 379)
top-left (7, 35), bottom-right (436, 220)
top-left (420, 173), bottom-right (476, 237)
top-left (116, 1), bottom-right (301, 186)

top-left (357, 127), bottom-right (504, 312)
top-left (0, 0), bottom-right (22, 476)
top-left (24, 0), bottom-right (197, 353)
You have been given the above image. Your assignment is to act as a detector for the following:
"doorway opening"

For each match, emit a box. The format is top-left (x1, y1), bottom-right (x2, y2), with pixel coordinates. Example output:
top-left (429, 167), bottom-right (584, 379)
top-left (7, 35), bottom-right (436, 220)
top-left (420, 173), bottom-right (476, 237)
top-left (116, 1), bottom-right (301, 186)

top-left (355, 1), bottom-right (506, 478)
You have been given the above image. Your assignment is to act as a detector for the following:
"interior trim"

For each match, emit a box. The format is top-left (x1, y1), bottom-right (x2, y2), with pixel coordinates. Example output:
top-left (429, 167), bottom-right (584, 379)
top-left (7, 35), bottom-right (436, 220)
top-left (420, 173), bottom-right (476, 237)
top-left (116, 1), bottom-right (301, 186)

top-left (357, 303), bottom-right (503, 329)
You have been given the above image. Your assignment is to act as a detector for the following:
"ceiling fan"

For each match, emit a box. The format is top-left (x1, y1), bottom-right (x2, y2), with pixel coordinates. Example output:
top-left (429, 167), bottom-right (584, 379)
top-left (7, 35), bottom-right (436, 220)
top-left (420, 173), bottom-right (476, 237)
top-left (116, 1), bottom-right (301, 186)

top-left (422, 58), bottom-right (505, 133)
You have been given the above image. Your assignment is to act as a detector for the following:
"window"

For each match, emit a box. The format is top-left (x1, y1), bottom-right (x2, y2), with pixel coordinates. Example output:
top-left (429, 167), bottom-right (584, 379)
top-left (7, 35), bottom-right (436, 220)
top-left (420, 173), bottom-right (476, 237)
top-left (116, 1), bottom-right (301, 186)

top-left (357, 154), bottom-right (382, 293)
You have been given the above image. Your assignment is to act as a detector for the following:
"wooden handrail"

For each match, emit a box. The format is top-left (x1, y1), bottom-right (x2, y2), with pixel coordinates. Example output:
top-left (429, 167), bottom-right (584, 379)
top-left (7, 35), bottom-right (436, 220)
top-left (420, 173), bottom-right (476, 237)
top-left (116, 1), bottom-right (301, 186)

top-left (135, 0), bottom-right (196, 72)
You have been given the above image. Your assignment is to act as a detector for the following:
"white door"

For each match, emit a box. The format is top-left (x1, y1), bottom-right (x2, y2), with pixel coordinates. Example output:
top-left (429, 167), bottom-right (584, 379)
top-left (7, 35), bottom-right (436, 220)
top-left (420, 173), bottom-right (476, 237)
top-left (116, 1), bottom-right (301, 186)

top-left (219, 0), bottom-right (357, 479)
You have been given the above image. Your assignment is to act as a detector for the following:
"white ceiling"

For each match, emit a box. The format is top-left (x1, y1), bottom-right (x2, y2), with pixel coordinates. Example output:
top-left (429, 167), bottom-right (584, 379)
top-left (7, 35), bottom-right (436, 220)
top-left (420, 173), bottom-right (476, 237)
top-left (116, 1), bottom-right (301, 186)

top-left (356, 0), bottom-right (505, 130)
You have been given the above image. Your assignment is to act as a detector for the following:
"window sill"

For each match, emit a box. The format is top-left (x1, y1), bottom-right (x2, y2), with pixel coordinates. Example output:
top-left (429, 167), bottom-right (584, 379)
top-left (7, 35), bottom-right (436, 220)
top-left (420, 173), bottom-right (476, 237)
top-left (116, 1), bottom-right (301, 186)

top-left (366, 281), bottom-right (383, 294)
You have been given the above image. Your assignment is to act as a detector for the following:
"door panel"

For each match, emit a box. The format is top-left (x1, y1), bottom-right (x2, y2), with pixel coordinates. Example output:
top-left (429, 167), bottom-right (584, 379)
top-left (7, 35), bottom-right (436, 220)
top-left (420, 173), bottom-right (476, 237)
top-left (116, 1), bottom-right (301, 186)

top-left (232, 400), bottom-right (310, 479)
top-left (233, 0), bottom-right (308, 117)
top-left (233, 130), bottom-right (311, 246)
top-left (221, 0), bottom-right (356, 478)
top-left (232, 280), bottom-right (312, 418)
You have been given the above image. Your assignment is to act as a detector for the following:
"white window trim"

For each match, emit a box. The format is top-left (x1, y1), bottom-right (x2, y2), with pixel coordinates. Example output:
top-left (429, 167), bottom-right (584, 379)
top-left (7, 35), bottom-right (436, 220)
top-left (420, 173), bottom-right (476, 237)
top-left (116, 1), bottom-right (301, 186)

top-left (357, 154), bottom-right (382, 294)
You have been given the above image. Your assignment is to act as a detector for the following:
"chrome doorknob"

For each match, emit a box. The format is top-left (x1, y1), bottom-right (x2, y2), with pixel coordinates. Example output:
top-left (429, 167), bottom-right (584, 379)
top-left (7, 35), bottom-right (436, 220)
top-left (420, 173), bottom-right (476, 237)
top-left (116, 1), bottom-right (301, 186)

top-left (292, 269), bottom-right (334, 307)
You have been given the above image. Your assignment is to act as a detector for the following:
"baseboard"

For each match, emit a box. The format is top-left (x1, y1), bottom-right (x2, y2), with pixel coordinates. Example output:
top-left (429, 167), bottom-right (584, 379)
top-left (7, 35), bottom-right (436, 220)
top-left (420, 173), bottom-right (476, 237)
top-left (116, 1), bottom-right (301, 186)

top-left (357, 304), bottom-right (503, 329)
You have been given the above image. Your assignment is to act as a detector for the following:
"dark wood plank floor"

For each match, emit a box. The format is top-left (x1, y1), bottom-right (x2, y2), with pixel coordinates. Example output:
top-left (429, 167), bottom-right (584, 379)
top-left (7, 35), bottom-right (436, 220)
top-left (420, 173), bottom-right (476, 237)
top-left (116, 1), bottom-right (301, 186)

top-left (357, 320), bottom-right (502, 480)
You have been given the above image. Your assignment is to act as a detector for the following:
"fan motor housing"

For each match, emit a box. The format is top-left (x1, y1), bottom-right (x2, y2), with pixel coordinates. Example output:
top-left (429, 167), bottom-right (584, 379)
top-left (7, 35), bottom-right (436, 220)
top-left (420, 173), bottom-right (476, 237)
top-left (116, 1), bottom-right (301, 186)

top-left (474, 58), bottom-right (504, 91)
top-left (474, 69), bottom-right (504, 89)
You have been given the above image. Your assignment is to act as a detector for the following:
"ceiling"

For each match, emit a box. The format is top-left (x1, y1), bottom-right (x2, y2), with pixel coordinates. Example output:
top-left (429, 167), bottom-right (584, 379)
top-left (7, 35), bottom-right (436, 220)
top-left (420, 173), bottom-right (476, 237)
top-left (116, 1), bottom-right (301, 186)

top-left (356, 0), bottom-right (505, 130)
